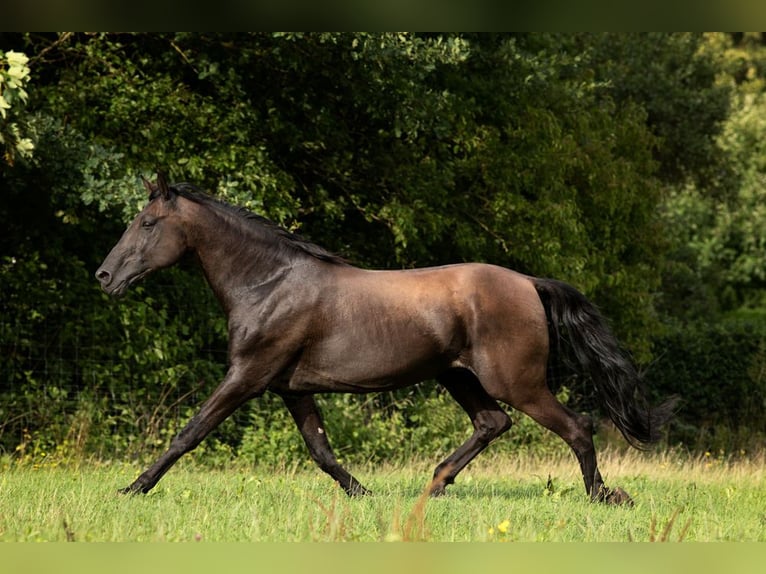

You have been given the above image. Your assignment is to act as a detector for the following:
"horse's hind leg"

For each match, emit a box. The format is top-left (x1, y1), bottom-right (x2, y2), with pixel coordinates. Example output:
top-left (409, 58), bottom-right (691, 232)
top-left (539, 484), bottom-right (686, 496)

top-left (281, 393), bottom-right (370, 496)
top-left (514, 389), bottom-right (632, 505)
top-left (430, 369), bottom-right (512, 496)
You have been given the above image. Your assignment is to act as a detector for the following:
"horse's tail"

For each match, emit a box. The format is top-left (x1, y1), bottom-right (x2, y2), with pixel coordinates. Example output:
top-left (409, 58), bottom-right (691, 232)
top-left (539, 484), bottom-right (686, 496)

top-left (533, 277), bottom-right (678, 448)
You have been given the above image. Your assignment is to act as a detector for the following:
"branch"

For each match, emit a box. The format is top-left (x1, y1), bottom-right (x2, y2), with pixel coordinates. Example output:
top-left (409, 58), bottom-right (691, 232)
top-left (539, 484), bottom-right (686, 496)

top-left (169, 39), bottom-right (199, 76)
top-left (30, 32), bottom-right (74, 65)
top-left (462, 210), bottom-right (510, 254)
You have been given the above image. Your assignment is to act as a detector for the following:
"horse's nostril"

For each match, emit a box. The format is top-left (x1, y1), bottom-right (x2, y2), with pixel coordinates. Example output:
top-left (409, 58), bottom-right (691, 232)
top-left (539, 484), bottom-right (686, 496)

top-left (96, 268), bottom-right (112, 285)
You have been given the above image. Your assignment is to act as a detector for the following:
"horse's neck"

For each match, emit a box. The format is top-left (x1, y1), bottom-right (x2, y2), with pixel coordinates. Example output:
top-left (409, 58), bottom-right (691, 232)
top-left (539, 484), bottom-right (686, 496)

top-left (188, 211), bottom-right (292, 315)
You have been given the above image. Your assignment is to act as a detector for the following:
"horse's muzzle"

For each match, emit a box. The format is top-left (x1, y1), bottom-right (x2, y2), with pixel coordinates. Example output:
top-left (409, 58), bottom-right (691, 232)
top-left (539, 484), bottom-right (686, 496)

top-left (95, 267), bottom-right (126, 296)
top-left (95, 268), bottom-right (112, 289)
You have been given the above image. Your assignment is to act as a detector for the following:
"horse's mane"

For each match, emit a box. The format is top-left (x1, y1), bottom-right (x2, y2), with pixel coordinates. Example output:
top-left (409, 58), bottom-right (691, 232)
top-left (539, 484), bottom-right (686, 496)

top-left (164, 183), bottom-right (348, 266)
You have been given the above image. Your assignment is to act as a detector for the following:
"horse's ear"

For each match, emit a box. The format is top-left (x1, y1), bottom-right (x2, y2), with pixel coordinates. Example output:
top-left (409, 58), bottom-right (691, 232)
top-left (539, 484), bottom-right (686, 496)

top-left (141, 175), bottom-right (155, 197)
top-left (156, 171), bottom-right (172, 201)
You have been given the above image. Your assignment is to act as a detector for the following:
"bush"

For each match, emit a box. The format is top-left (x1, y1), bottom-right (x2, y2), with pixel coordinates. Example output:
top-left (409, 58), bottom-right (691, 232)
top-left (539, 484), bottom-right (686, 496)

top-left (650, 315), bottom-right (766, 452)
top-left (229, 385), bottom-right (571, 470)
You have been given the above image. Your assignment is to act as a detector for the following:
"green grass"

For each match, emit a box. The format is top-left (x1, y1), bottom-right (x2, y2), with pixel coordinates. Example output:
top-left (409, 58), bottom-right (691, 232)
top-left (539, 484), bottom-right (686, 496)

top-left (0, 448), bottom-right (764, 542)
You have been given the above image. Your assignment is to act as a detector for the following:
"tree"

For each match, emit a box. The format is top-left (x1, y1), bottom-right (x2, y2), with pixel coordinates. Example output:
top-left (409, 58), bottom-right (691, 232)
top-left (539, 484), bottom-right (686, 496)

top-left (0, 32), bottom-right (733, 458)
top-left (576, 33), bottom-right (732, 189)
top-left (659, 33), bottom-right (766, 316)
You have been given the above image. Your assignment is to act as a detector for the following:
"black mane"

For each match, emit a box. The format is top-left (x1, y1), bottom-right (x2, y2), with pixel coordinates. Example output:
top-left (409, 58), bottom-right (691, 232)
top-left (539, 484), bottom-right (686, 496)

top-left (166, 182), bottom-right (348, 266)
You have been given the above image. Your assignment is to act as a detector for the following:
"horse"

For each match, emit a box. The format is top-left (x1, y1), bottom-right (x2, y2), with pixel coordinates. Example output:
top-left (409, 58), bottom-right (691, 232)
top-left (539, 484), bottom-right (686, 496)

top-left (96, 173), bottom-right (677, 504)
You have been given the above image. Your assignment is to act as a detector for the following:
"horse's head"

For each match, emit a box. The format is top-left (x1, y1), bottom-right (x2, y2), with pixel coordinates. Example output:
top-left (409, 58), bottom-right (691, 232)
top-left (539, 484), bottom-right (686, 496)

top-left (96, 173), bottom-right (188, 297)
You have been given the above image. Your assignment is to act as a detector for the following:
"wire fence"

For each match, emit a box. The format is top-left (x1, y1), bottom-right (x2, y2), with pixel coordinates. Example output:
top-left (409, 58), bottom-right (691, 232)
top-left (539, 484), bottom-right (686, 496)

top-left (0, 283), bottom-right (231, 457)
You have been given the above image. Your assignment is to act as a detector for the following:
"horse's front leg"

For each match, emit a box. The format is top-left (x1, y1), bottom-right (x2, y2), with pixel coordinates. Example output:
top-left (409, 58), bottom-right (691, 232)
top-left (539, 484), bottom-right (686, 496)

top-left (121, 367), bottom-right (261, 494)
top-left (281, 393), bottom-right (370, 496)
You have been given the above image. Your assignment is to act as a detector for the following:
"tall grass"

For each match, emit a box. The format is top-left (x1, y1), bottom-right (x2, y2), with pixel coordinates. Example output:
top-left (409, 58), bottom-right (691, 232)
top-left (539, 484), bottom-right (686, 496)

top-left (0, 448), bottom-right (763, 541)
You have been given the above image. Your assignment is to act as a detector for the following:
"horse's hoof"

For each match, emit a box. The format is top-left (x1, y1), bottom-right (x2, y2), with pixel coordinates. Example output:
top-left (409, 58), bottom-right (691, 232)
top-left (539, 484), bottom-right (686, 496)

top-left (118, 483), bottom-right (148, 495)
top-left (429, 482), bottom-right (450, 497)
top-left (346, 482), bottom-right (371, 497)
top-left (599, 486), bottom-right (634, 506)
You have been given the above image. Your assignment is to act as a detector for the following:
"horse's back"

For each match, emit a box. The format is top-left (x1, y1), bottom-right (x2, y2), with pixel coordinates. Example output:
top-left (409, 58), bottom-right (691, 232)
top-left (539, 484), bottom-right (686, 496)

top-left (332, 262), bottom-right (549, 357)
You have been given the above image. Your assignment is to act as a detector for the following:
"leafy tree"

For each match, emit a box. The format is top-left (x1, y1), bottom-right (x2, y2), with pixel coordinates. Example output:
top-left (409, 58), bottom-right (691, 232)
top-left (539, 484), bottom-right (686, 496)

top-left (0, 32), bottom-right (742, 459)
top-left (659, 33), bottom-right (766, 317)
top-left (576, 33), bottom-right (732, 189)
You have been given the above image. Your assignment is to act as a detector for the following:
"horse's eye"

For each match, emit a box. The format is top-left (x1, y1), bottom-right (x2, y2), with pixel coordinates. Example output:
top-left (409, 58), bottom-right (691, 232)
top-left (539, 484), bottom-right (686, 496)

top-left (141, 219), bottom-right (156, 228)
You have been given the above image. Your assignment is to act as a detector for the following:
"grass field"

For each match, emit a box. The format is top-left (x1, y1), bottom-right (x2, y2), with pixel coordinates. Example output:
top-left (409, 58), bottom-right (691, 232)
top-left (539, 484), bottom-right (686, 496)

top-left (0, 448), bottom-right (764, 542)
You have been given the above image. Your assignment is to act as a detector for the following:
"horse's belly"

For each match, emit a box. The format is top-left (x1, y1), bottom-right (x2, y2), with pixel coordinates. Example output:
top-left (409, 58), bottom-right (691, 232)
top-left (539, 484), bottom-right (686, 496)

top-left (286, 330), bottom-right (454, 393)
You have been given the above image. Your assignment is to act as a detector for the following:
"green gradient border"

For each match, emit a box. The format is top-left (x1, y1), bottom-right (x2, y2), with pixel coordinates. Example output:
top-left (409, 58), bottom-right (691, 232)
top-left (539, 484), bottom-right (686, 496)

top-left (3, 543), bottom-right (765, 574)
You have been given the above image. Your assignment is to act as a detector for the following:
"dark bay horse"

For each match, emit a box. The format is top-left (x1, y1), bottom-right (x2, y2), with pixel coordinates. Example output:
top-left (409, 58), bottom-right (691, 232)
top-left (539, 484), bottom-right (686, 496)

top-left (96, 174), bottom-right (677, 504)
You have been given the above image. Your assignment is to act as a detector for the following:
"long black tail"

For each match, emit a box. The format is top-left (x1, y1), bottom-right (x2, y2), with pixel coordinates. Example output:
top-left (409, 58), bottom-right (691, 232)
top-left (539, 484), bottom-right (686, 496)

top-left (534, 278), bottom-right (678, 448)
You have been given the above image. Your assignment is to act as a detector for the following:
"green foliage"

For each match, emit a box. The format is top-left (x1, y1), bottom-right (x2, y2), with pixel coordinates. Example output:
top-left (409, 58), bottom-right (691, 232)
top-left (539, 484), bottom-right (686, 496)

top-left (650, 315), bottom-right (766, 452)
top-left (603, 34), bottom-right (730, 187)
top-left (0, 95), bottom-right (227, 459)
top-left (0, 49), bottom-right (33, 164)
top-left (1, 32), bottom-right (761, 464)
top-left (214, 385), bottom-right (569, 470)
top-left (659, 34), bottom-right (766, 316)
